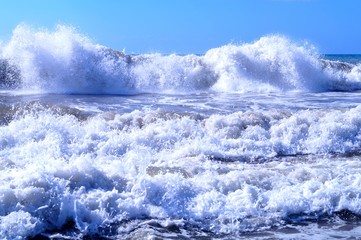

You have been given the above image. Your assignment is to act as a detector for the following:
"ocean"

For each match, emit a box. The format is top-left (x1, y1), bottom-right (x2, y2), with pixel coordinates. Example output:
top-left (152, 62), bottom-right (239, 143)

top-left (1, 25), bottom-right (361, 239)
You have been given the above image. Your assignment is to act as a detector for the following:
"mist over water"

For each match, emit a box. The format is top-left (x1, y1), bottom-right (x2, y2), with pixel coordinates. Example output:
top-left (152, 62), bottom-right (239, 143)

top-left (1, 25), bottom-right (361, 239)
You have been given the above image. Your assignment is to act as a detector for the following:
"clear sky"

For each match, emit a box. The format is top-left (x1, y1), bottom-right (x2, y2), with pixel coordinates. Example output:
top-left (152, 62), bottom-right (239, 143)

top-left (0, 0), bottom-right (360, 54)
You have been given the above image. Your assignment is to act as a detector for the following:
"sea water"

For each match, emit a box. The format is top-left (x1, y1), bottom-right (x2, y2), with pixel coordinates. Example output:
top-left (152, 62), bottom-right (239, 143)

top-left (1, 24), bottom-right (361, 239)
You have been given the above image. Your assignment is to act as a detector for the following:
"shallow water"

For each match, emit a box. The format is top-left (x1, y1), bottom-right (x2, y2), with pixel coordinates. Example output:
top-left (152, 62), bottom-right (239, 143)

top-left (1, 91), bottom-right (361, 239)
top-left (1, 25), bottom-right (361, 239)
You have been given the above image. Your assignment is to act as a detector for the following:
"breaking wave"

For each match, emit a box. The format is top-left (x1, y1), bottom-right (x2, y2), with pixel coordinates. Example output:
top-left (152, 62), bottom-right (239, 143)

top-left (1, 24), bottom-right (360, 94)
top-left (2, 104), bottom-right (361, 238)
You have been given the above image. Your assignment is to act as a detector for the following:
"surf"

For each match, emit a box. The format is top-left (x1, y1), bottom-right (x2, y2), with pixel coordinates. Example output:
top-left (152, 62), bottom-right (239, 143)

top-left (3, 102), bottom-right (361, 238)
top-left (1, 24), bottom-right (360, 95)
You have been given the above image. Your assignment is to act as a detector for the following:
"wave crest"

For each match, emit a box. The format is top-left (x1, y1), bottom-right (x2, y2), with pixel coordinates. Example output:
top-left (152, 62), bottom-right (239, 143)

top-left (0, 24), bottom-right (360, 94)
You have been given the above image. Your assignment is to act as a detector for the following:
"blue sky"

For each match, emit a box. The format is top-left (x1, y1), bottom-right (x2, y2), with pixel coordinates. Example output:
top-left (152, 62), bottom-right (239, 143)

top-left (0, 0), bottom-right (360, 54)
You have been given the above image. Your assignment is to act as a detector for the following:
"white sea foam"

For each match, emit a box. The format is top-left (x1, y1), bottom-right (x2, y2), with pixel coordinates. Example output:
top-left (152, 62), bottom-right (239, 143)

top-left (2, 24), bottom-right (361, 239)
top-left (1, 24), bottom-right (361, 94)
top-left (2, 104), bottom-right (361, 238)
top-left (204, 35), bottom-right (327, 92)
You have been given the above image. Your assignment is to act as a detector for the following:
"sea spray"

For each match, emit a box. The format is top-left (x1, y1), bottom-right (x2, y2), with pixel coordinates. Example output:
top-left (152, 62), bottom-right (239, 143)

top-left (3, 104), bottom-right (361, 238)
top-left (1, 24), bottom-right (361, 239)
top-left (1, 24), bottom-right (361, 94)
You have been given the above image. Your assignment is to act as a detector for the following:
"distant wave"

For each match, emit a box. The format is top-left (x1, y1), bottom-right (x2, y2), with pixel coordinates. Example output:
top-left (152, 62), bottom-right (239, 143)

top-left (0, 24), bottom-right (361, 94)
